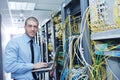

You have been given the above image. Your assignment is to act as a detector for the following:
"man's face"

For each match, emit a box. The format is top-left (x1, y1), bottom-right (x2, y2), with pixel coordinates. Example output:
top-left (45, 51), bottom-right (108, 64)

top-left (24, 19), bottom-right (38, 38)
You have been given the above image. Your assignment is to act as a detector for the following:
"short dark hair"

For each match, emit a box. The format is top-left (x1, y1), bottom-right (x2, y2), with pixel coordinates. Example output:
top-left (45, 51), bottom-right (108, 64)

top-left (25, 17), bottom-right (39, 26)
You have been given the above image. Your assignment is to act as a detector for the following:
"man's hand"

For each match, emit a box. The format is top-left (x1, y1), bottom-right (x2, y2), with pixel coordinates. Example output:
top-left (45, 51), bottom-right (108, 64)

top-left (33, 62), bottom-right (48, 69)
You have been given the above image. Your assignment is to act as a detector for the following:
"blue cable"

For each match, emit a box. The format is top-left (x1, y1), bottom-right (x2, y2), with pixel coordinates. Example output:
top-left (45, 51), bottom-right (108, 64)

top-left (61, 68), bottom-right (70, 80)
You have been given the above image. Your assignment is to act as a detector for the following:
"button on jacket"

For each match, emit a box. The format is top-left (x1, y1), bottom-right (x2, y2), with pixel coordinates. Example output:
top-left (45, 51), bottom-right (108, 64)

top-left (4, 33), bottom-right (41, 80)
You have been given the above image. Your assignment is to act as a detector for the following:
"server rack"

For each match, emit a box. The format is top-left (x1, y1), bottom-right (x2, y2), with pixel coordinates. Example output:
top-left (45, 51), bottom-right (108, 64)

top-left (89, 0), bottom-right (120, 79)
top-left (51, 9), bottom-right (64, 80)
top-left (39, 19), bottom-right (54, 80)
top-left (61, 0), bottom-right (91, 80)
top-left (0, 13), bottom-right (3, 80)
top-left (40, 20), bottom-right (53, 63)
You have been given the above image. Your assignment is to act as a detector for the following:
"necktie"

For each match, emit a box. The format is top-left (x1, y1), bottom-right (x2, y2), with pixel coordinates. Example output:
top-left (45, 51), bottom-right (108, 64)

top-left (30, 40), bottom-right (37, 80)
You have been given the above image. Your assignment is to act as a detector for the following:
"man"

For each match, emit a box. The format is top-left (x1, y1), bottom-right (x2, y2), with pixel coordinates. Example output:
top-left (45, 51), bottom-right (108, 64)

top-left (4, 17), bottom-right (48, 80)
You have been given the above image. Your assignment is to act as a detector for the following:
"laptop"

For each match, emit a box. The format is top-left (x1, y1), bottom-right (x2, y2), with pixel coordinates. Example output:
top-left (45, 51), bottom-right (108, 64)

top-left (32, 53), bottom-right (56, 72)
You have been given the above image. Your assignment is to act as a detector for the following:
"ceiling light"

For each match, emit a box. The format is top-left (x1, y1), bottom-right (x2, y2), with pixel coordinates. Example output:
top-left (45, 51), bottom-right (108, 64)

top-left (8, 2), bottom-right (35, 10)
top-left (20, 13), bottom-right (24, 17)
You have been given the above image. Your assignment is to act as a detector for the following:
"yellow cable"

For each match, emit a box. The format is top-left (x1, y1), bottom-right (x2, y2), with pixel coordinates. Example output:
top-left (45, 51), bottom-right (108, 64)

top-left (114, 0), bottom-right (120, 26)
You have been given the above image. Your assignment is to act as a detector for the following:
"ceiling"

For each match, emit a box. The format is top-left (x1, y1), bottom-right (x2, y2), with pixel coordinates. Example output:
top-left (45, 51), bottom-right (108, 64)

top-left (0, 0), bottom-right (65, 28)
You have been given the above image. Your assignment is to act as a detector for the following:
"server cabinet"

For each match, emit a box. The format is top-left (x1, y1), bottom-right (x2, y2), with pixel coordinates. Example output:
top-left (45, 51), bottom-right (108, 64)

top-left (0, 14), bottom-right (3, 80)
top-left (89, 0), bottom-right (120, 80)
top-left (61, 0), bottom-right (91, 80)
top-left (40, 20), bottom-right (54, 80)
top-left (51, 9), bottom-right (64, 80)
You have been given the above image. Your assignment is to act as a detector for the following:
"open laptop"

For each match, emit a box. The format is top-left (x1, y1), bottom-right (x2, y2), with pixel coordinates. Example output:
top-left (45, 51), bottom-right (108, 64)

top-left (32, 53), bottom-right (56, 72)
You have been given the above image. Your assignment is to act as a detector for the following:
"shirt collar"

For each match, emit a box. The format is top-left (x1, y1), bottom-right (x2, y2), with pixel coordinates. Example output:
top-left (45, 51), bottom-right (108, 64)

top-left (23, 33), bottom-right (35, 43)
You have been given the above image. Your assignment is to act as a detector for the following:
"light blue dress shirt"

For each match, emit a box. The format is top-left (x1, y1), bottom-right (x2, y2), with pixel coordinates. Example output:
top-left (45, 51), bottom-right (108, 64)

top-left (4, 33), bottom-right (41, 80)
